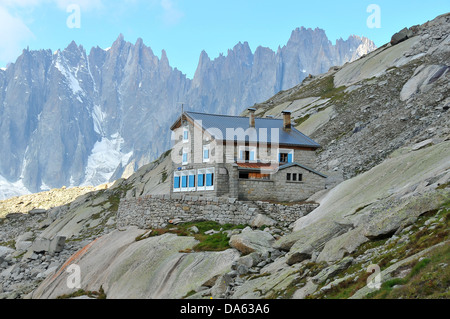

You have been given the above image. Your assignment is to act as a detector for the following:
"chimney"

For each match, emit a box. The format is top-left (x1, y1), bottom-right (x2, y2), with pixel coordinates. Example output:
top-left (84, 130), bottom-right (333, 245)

top-left (282, 111), bottom-right (292, 130)
top-left (248, 108), bottom-right (256, 128)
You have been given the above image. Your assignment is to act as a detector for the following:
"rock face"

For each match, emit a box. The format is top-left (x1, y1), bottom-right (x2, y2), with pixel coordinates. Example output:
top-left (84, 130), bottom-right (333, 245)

top-left (0, 29), bottom-right (375, 198)
top-left (31, 229), bottom-right (239, 299)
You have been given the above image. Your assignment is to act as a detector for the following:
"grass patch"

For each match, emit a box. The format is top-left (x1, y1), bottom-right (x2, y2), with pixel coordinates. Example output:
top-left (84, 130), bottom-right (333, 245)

top-left (288, 75), bottom-right (347, 102)
top-left (140, 221), bottom-right (247, 252)
top-left (182, 290), bottom-right (197, 299)
top-left (366, 244), bottom-right (449, 299)
top-left (161, 170), bottom-right (168, 183)
top-left (294, 114), bottom-right (311, 127)
top-left (57, 286), bottom-right (107, 299)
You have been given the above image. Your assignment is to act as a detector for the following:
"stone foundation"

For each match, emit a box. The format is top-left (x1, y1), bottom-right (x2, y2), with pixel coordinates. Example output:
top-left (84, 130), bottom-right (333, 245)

top-left (117, 194), bottom-right (319, 229)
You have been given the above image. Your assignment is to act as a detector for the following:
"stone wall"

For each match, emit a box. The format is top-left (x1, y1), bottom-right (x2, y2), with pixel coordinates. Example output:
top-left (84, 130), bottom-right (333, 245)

top-left (117, 194), bottom-right (319, 229)
top-left (238, 166), bottom-right (326, 202)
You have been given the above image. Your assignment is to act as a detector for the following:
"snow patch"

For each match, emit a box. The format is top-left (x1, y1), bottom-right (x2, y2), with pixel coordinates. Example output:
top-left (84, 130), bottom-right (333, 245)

top-left (54, 55), bottom-right (84, 96)
top-left (82, 133), bottom-right (133, 187)
top-left (40, 182), bottom-right (51, 192)
top-left (0, 175), bottom-right (31, 200)
top-left (92, 104), bottom-right (106, 136)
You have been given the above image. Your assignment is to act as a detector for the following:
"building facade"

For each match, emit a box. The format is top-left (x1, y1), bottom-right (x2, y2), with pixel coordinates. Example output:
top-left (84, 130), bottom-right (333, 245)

top-left (169, 109), bottom-right (327, 202)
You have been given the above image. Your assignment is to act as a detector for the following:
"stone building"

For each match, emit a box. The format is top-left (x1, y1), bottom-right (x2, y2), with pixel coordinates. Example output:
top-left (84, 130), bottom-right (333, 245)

top-left (169, 109), bottom-right (327, 202)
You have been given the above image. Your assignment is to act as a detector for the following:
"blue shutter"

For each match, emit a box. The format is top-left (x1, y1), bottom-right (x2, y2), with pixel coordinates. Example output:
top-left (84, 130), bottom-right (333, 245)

top-left (189, 174), bottom-right (195, 187)
top-left (279, 153), bottom-right (282, 162)
top-left (204, 148), bottom-right (209, 160)
top-left (250, 151), bottom-right (255, 161)
top-left (183, 152), bottom-right (188, 163)
top-left (174, 176), bottom-right (180, 189)
top-left (184, 130), bottom-right (188, 140)
top-left (182, 176), bottom-right (188, 188)
top-left (206, 174), bottom-right (213, 186)
top-left (240, 150), bottom-right (244, 160)
top-left (288, 153), bottom-right (293, 163)
top-left (198, 174), bottom-right (204, 187)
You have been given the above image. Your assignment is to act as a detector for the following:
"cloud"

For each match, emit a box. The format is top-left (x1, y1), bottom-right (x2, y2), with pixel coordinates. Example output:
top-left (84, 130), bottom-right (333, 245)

top-left (160, 0), bottom-right (184, 26)
top-left (0, 6), bottom-right (35, 65)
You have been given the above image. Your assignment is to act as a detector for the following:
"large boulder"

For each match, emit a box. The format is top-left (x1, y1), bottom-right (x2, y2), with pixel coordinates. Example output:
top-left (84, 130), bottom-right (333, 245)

top-left (229, 227), bottom-right (275, 255)
top-left (31, 235), bottom-right (66, 255)
top-left (390, 27), bottom-right (414, 45)
top-left (400, 64), bottom-right (449, 101)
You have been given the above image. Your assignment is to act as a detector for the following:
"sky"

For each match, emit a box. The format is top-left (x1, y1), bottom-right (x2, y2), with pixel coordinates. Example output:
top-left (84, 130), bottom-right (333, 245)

top-left (0, 0), bottom-right (449, 78)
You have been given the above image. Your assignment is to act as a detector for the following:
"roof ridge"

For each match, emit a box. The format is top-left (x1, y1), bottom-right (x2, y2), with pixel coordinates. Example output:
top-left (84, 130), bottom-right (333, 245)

top-left (186, 111), bottom-right (282, 121)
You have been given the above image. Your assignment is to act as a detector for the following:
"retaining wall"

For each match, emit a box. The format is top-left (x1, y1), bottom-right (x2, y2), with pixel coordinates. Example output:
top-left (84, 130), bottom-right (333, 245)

top-left (117, 194), bottom-right (319, 229)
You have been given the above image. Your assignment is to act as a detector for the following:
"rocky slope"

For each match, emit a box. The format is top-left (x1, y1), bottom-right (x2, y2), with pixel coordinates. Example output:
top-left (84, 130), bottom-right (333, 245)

top-left (0, 13), bottom-right (449, 299)
top-left (0, 29), bottom-right (375, 198)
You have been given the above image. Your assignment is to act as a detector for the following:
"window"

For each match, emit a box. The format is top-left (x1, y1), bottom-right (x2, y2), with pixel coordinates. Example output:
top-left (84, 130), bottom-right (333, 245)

top-left (287, 173), bottom-right (303, 182)
top-left (206, 171), bottom-right (214, 187)
top-left (198, 170), bottom-right (205, 188)
top-left (182, 148), bottom-right (188, 165)
top-left (183, 127), bottom-right (189, 143)
top-left (239, 146), bottom-right (256, 162)
top-left (181, 175), bottom-right (188, 188)
top-left (239, 172), bottom-right (249, 179)
top-left (188, 170), bottom-right (196, 191)
top-left (197, 168), bottom-right (214, 191)
top-left (173, 174), bottom-right (181, 191)
top-left (203, 145), bottom-right (210, 162)
top-left (278, 149), bottom-right (294, 163)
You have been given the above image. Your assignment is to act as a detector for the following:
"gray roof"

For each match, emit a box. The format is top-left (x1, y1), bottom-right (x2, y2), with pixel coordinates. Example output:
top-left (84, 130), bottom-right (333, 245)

top-left (181, 111), bottom-right (321, 148)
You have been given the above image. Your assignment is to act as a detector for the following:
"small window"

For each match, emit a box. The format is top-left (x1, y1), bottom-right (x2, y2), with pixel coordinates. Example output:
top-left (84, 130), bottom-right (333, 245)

top-left (189, 174), bottom-right (195, 188)
top-left (181, 175), bottom-right (188, 188)
top-left (278, 149), bottom-right (293, 163)
top-left (183, 128), bottom-right (189, 142)
top-left (239, 147), bottom-right (256, 162)
top-left (206, 173), bottom-right (214, 187)
top-left (298, 174), bottom-right (303, 182)
top-left (293, 173), bottom-right (297, 181)
top-left (198, 172), bottom-right (205, 187)
top-left (239, 172), bottom-right (249, 179)
top-left (182, 149), bottom-right (188, 165)
top-left (287, 173), bottom-right (291, 181)
top-left (174, 176), bottom-right (180, 189)
top-left (203, 145), bottom-right (210, 162)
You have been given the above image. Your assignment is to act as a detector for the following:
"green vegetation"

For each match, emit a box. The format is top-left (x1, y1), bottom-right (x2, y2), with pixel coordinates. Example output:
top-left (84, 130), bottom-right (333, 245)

top-left (161, 170), bottom-right (168, 183)
top-left (182, 290), bottom-right (197, 299)
top-left (267, 262), bottom-right (328, 299)
top-left (57, 286), bottom-right (107, 299)
top-left (137, 221), bottom-right (247, 252)
top-left (303, 199), bottom-right (450, 299)
top-left (294, 114), bottom-right (311, 127)
top-left (0, 239), bottom-right (16, 249)
top-left (366, 245), bottom-right (449, 299)
top-left (287, 75), bottom-right (347, 102)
